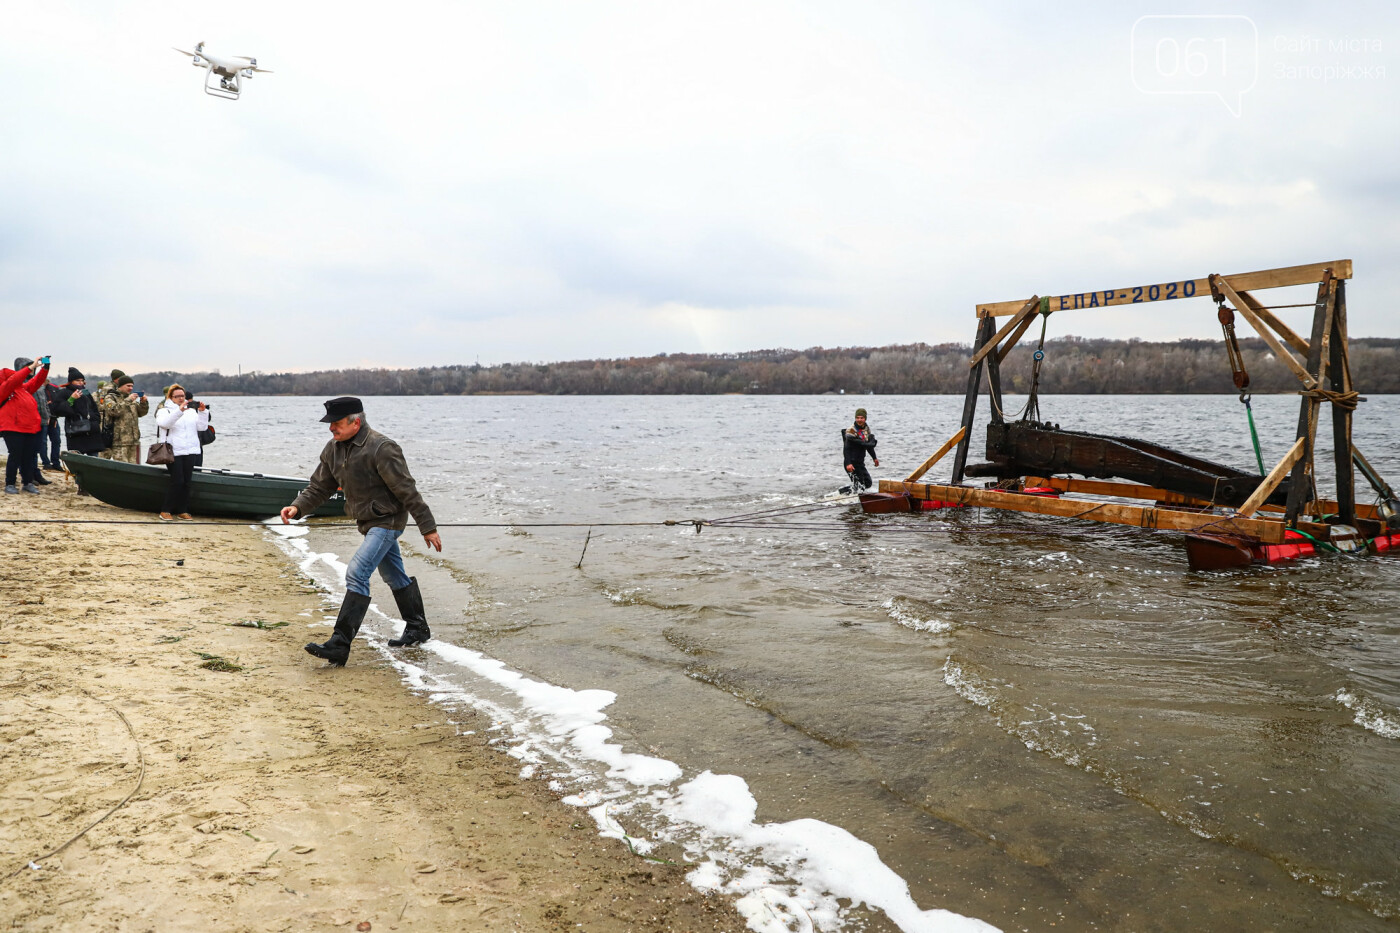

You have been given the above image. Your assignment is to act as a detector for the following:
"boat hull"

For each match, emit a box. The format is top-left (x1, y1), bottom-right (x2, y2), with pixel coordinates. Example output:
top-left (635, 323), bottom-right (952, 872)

top-left (859, 492), bottom-right (913, 514)
top-left (61, 452), bottom-right (345, 519)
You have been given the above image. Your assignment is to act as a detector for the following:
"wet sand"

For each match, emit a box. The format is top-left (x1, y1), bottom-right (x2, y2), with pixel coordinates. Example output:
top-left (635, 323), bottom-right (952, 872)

top-left (0, 473), bottom-right (745, 932)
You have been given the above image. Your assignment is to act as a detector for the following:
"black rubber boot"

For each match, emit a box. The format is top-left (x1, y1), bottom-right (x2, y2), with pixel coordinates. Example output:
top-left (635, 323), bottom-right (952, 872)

top-left (305, 591), bottom-right (372, 666)
top-left (387, 577), bottom-right (431, 647)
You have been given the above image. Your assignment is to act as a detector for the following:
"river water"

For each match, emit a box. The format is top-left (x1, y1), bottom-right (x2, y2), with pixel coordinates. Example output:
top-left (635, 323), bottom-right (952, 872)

top-left (146, 394), bottom-right (1400, 932)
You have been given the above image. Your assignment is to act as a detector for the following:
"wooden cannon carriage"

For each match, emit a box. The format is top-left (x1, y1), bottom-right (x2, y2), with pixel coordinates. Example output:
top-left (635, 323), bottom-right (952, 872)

top-left (869, 260), bottom-right (1400, 569)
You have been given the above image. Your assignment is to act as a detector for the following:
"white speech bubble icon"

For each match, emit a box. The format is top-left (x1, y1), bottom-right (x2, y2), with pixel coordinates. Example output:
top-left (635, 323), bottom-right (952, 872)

top-left (1131, 15), bottom-right (1259, 117)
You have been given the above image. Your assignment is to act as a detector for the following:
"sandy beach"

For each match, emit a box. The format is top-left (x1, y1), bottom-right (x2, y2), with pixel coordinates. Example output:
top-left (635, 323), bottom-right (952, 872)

top-left (0, 473), bottom-right (745, 932)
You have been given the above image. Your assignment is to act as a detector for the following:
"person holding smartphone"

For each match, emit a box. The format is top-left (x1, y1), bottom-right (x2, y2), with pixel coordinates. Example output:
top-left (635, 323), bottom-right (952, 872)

top-left (49, 368), bottom-right (108, 472)
top-left (98, 375), bottom-right (150, 464)
top-left (153, 384), bottom-right (209, 520)
top-left (1, 355), bottom-right (51, 494)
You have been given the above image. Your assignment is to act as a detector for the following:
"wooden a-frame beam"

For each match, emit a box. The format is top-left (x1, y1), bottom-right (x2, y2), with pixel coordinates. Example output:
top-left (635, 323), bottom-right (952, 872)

top-left (969, 296), bottom-right (1039, 368)
top-left (1235, 288), bottom-right (1310, 357)
top-left (997, 312), bottom-right (1038, 364)
top-left (976, 260), bottom-right (1353, 318)
top-left (1235, 437), bottom-right (1306, 518)
top-left (1213, 275), bottom-right (1318, 390)
top-left (904, 427), bottom-right (966, 483)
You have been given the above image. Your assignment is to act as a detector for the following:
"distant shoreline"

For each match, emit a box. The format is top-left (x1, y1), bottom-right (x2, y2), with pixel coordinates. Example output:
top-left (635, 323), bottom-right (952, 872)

top-left (133, 336), bottom-right (1400, 397)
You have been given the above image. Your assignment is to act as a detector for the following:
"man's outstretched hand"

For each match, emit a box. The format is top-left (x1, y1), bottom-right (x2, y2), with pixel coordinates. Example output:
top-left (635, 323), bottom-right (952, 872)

top-left (280, 506), bottom-right (299, 523)
top-left (424, 531), bottom-right (443, 552)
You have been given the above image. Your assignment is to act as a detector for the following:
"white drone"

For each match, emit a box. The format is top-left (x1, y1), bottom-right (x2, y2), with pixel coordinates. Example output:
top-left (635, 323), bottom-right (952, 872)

top-left (173, 41), bottom-right (272, 100)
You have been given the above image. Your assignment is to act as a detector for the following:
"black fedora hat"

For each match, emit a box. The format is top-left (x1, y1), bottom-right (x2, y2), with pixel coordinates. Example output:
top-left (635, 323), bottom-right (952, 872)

top-left (320, 396), bottom-right (364, 423)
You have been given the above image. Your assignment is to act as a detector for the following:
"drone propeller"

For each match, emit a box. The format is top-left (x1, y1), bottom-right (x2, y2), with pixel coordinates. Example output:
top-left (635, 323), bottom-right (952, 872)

top-left (172, 47), bottom-right (198, 57)
top-left (225, 55), bottom-right (273, 73)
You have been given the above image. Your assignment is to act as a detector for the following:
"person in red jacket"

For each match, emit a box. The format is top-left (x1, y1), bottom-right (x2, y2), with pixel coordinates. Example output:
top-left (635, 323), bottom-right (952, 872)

top-left (1, 356), bottom-right (51, 494)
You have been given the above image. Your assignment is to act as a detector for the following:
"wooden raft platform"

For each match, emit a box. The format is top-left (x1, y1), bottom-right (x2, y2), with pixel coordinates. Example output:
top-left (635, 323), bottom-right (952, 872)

top-left (872, 259), bottom-right (1400, 570)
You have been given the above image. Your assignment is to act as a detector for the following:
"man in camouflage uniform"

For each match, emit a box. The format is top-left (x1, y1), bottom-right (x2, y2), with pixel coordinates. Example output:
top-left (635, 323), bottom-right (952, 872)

top-left (96, 370), bottom-right (125, 414)
top-left (98, 375), bottom-right (149, 463)
top-left (96, 369), bottom-right (122, 459)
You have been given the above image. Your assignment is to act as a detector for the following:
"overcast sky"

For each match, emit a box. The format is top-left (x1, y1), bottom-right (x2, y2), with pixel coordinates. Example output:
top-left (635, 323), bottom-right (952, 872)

top-left (2, 1), bottom-right (1396, 375)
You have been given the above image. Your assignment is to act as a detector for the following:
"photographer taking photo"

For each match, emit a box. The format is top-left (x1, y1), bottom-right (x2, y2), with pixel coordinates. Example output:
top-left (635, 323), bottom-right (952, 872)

top-left (98, 375), bottom-right (149, 464)
top-left (186, 391), bottom-right (214, 466)
top-left (49, 369), bottom-right (107, 495)
top-left (153, 384), bottom-right (209, 521)
top-left (1, 355), bottom-right (51, 494)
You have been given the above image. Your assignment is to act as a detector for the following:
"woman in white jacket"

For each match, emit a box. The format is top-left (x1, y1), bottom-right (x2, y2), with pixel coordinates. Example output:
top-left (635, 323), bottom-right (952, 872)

top-left (153, 384), bottom-right (209, 520)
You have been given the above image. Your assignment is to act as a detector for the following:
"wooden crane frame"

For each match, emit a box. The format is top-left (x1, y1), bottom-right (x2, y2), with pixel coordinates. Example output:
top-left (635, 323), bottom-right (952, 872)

top-left (877, 260), bottom-right (1399, 560)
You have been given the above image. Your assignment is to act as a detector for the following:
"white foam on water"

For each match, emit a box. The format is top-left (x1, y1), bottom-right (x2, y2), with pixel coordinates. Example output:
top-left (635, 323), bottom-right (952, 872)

top-left (942, 658), bottom-right (997, 709)
top-left (664, 772), bottom-right (999, 933)
top-left (1335, 688), bottom-right (1400, 739)
top-left (883, 597), bottom-right (954, 634)
top-left (263, 523), bottom-right (1000, 933)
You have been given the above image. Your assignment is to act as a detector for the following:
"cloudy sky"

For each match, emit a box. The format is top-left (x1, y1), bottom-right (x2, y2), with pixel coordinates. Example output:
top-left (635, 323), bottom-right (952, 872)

top-left (2, 1), bottom-right (1396, 374)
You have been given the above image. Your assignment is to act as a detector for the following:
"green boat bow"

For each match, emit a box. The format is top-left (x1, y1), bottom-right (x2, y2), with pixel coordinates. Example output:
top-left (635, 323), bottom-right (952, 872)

top-left (61, 453), bottom-right (345, 519)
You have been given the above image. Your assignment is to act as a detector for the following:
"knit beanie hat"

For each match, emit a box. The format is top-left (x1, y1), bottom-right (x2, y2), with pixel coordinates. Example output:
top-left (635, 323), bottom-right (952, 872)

top-left (111, 368), bottom-right (126, 382)
top-left (68, 367), bottom-right (85, 382)
top-left (14, 357), bottom-right (33, 370)
top-left (116, 376), bottom-right (134, 388)
top-left (855, 408), bottom-right (868, 418)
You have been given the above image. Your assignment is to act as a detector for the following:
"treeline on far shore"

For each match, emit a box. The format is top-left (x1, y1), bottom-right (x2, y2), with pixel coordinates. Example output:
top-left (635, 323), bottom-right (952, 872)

top-left (134, 337), bottom-right (1400, 397)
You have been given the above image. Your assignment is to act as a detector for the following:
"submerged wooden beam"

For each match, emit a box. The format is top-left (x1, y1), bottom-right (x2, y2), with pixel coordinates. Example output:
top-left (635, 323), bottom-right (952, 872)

top-left (905, 427), bottom-right (967, 483)
top-left (1236, 438), bottom-right (1306, 518)
top-left (976, 260), bottom-right (1353, 318)
top-left (877, 480), bottom-right (1289, 544)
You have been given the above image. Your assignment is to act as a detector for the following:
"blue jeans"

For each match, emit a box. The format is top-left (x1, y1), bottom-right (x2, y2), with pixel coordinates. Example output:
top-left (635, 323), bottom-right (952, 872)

top-left (345, 527), bottom-right (412, 597)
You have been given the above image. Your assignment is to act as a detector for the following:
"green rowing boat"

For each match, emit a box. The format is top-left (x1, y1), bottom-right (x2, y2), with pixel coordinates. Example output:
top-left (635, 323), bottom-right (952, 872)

top-left (61, 452), bottom-right (346, 518)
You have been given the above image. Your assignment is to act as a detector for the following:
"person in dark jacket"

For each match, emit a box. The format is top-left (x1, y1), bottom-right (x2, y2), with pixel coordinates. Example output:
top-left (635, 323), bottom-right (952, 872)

top-left (49, 368), bottom-right (107, 457)
top-left (33, 367), bottom-right (55, 474)
top-left (1, 356), bottom-right (51, 494)
top-left (40, 381), bottom-right (64, 471)
top-left (842, 407), bottom-right (879, 491)
top-left (281, 397), bottom-right (442, 666)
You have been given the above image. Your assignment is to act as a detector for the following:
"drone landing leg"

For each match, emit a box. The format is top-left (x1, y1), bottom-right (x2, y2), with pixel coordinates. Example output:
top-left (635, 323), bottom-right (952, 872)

top-left (204, 69), bottom-right (240, 100)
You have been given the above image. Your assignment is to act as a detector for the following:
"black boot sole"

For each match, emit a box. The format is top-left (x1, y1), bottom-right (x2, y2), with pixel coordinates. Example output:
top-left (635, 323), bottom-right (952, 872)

top-left (304, 642), bottom-right (348, 666)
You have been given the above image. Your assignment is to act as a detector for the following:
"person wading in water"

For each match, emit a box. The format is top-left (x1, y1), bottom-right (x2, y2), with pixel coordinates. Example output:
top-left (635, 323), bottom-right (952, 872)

top-left (280, 396), bottom-right (442, 666)
top-left (842, 407), bottom-right (879, 491)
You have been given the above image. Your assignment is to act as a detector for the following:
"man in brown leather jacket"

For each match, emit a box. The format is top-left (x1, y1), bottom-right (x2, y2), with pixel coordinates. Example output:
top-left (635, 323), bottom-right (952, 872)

top-left (281, 396), bottom-right (442, 665)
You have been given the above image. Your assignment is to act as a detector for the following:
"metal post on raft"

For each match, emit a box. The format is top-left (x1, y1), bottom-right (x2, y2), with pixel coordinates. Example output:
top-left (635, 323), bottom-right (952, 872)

top-left (952, 314), bottom-right (997, 485)
top-left (1285, 271), bottom-right (1336, 526)
top-left (1329, 279), bottom-right (1356, 525)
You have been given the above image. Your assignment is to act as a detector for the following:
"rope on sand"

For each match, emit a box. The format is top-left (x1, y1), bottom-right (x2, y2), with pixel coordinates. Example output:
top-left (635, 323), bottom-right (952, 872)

top-left (2, 688), bottom-right (147, 883)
